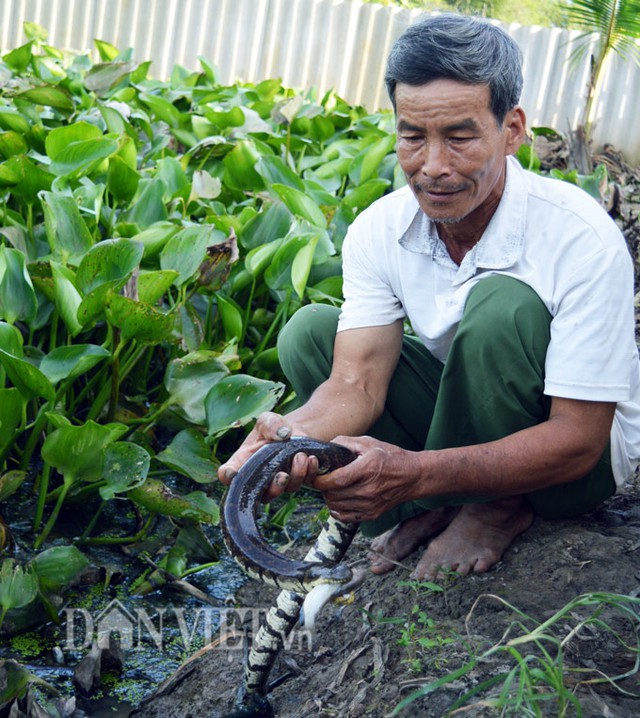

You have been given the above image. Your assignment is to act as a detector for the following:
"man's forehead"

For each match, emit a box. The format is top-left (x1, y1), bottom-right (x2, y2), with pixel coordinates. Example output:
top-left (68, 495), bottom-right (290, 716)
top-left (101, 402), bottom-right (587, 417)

top-left (396, 80), bottom-right (491, 102)
top-left (394, 80), bottom-right (493, 119)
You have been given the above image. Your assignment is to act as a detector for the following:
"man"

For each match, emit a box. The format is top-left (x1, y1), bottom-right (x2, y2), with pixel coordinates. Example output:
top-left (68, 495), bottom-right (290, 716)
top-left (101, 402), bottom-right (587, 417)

top-left (219, 14), bottom-right (640, 580)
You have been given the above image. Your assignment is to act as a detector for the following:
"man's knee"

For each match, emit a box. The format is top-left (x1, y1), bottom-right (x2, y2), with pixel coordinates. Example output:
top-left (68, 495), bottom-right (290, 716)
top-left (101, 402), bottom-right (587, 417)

top-left (277, 304), bottom-right (340, 389)
top-left (459, 275), bottom-right (552, 365)
top-left (464, 275), bottom-right (551, 337)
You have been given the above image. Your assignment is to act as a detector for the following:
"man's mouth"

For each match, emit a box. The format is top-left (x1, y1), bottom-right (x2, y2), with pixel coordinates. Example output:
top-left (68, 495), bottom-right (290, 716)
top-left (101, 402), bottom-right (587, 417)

top-left (414, 183), bottom-right (465, 200)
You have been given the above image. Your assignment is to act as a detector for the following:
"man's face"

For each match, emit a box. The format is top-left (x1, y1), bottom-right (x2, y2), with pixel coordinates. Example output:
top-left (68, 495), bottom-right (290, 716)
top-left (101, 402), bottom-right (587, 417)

top-left (395, 79), bottom-right (525, 228)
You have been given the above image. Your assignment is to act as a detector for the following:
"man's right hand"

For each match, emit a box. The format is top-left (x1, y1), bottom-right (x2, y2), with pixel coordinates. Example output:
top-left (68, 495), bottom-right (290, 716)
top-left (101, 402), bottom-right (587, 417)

top-left (216, 412), bottom-right (321, 500)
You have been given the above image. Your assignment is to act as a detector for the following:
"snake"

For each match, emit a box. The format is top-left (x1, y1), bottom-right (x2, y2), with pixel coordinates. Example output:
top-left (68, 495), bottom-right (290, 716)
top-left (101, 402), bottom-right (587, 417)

top-left (220, 438), bottom-right (363, 711)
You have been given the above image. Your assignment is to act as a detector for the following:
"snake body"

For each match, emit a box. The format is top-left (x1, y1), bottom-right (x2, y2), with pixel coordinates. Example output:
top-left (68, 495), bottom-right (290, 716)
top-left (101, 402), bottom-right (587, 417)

top-left (220, 438), bottom-right (360, 705)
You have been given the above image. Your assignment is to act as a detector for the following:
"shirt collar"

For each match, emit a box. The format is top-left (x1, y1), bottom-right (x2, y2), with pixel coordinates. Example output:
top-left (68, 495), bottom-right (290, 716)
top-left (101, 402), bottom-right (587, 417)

top-left (398, 156), bottom-right (528, 285)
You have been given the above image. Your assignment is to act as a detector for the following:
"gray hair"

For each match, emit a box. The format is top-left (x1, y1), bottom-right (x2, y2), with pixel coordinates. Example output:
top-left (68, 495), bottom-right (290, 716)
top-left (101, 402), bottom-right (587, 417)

top-left (385, 14), bottom-right (523, 123)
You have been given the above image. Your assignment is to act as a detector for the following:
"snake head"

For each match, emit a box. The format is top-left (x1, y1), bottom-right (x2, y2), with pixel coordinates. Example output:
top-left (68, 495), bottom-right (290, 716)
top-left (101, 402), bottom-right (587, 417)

top-left (300, 566), bottom-right (368, 642)
top-left (304, 562), bottom-right (352, 586)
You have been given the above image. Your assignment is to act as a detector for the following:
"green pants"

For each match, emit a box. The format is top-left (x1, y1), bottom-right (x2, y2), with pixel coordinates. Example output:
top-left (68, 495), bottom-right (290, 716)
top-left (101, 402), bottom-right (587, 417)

top-left (277, 276), bottom-right (616, 536)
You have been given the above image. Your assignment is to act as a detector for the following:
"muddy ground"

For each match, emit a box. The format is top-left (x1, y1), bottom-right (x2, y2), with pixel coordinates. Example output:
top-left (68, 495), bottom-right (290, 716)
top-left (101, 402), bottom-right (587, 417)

top-left (132, 477), bottom-right (640, 718)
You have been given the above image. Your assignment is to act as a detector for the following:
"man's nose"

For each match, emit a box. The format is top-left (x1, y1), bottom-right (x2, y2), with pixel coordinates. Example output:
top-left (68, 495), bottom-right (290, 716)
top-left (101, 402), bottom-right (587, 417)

top-left (421, 141), bottom-right (451, 178)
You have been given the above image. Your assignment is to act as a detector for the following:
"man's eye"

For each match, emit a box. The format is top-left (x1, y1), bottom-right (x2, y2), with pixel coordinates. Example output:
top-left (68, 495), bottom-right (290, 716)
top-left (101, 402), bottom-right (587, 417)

top-left (400, 136), bottom-right (422, 143)
top-left (450, 136), bottom-right (473, 144)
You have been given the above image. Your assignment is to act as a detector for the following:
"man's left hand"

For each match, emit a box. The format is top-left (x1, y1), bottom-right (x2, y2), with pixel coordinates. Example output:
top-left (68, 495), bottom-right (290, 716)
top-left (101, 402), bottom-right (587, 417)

top-left (313, 435), bottom-right (421, 522)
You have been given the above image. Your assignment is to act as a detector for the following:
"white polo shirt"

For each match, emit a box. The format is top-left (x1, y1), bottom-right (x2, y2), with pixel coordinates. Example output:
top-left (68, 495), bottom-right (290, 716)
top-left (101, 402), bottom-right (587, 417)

top-left (338, 156), bottom-right (640, 486)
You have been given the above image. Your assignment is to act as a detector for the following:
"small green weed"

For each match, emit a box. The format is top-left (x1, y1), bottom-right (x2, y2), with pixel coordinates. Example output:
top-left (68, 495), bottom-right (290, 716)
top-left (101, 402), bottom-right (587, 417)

top-left (392, 591), bottom-right (640, 717)
top-left (398, 603), bottom-right (456, 672)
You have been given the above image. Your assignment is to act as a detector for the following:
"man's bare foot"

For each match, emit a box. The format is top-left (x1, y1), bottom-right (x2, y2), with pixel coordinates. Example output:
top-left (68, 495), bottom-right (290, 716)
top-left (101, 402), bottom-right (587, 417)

top-left (369, 506), bottom-right (458, 575)
top-left (410, 497), bottom-right (534, 580)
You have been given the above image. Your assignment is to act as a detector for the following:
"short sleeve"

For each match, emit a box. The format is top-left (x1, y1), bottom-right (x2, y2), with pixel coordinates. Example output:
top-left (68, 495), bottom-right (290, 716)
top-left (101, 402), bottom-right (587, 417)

top-left (337, 214), bottom-right (406, 332)
top-left (544, 246), bottom-right (636, 401)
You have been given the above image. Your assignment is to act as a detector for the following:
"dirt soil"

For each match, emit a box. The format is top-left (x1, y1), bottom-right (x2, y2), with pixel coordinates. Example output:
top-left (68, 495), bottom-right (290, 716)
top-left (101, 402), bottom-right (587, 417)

top-left (131, 142), bottom-right (640, 718)
top-left (131, 479), bottom-right (640, 718)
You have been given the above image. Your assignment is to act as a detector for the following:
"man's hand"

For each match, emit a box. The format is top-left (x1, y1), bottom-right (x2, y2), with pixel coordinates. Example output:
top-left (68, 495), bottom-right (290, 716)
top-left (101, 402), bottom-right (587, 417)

top-left (312, 435), bottom-right (421, 523)
top-left (216, 412), bottom-right (322, 501)
top-left (217, 322), bottom-right (404, 502)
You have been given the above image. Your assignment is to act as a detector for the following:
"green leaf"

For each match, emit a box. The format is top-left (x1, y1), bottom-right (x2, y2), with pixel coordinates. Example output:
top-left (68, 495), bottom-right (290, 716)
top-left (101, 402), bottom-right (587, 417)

top-left (164, 351), bottom-right (229, 425)
top-left (0, 470), bottom-right (27, 502)
top-left (132, 221), bottom-right (180, 259)
top-left (342, 178), bottom-right (390, 211)
top-left (0, 156), bottom-right (54, 204)
top-left (271, 183), bottom-right (326, 227)
top-left (157, 157), bottom-right (188, 199)
top-left (239, 202), bottom-right (292, 250)
top-left (100, 442), bottom-right (151, 500)
top-left (0, 349), bottom-right (55, 401)
top-left (0, 246), bottom-right (37, 324)
top-left (155, 429), bottom-right (218, 483)
top-left (49, 136), bottom-right (118, 178)
top-left (76, 238), bottom-right (143, 294)
top-left (160, 224), bottom-right (223, 287)
top-left (105, 294), bottom-right (175, 344)
top-left (0, 322), bottom-right (24, 356)
top-left (3, 42), bottom-right (35, 72)
top-left (16, 85), bottom-right (74, 114)
top-left (0, 660), bottom-right (31, 704)
top-left (139, 92), bottom-right (182, 128)
top-left (264, 236), bottom-right (308, 290)
top-left (40, 191), bottom-right (94, 262)
top-left (0, 108), bottom-right (31, 134)
top-left (50, 261), bottom-right (83, 337)
top-left (76, 278), bottom-right (126, 326)
top-left (39, 344), bottom-right (110, 384)
top-left (291, 236), bottom-right (319, 299)
top-left (41, 419), bottom-right (127, 485)
top-left (222, 140), bottom-right (266, 192)
top-left (0, 131), bottom-right (29, 159)
top-left (245, 238), bottom-right (283, 277)
top-left (124, 178), bottom-right (168, 228)
top-left (183, 492), bottom-right (219, 524)
top-left (31, 546), bottom-right (89, 593)
top-left (215, 293), bottom-right (244, 342)
top-left (0, 560), bottom-right (38, 614)
top-left (178, 303), bottom-right (204, 352)
top-left (45, 121), bottom-right (103, 159)
top-left (576, 163), bottom-right (609, 201)
top-left (202, 104), bottom-right (245, 129)
top-left (348, 134), bottom-right (396, 185)
top-left (85, 61), bottom-right (136, 94)
top-left (108, 154), bottom-right (140, 203)
top-left (255, 156), bottom-right (304, 191)
top-left (94, 38), bottom-right (120, 62)
top-left (138, 270), bottom-right (180, 305)
top-left (205, 374), bottom-right (285, 437)
top-left (24, 22), bottom-right (48, 41)
top-left (127, 478), bottom-right (219, 524)
top-left (0, 392), bottom-right (23, 457)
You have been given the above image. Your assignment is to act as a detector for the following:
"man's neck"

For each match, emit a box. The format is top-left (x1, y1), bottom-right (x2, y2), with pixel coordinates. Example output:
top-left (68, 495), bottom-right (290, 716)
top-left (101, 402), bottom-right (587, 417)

top-left (435, 180), bottom-right (505, 266)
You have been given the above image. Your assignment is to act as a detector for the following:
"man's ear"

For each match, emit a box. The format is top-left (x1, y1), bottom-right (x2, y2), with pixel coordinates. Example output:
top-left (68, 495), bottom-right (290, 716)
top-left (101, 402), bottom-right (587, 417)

top-left (504, 106), bottom-right (527, 155)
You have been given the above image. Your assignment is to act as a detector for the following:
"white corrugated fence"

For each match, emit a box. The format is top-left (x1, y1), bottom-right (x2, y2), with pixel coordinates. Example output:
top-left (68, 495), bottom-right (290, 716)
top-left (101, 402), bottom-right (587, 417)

top-left (1, 0), bottom-right (639, 163)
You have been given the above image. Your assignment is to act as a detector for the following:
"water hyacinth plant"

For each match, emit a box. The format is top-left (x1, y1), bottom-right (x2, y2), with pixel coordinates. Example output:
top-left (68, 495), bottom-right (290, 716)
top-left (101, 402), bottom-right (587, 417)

top-left (0, 21), bottom-right (402, 600)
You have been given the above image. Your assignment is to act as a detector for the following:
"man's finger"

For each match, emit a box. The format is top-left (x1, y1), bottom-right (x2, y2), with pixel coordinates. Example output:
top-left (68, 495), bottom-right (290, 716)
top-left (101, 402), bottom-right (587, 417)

top-left (218, 466), bottom-right (237, 485)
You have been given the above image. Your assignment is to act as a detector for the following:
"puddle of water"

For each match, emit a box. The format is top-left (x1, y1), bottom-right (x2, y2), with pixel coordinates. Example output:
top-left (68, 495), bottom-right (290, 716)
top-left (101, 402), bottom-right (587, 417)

top-left (2, 479), bottom-right (324, 715)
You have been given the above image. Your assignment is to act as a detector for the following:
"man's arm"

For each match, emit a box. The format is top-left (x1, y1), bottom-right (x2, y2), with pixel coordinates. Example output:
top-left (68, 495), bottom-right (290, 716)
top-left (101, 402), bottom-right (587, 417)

top-left (314, 396), bottom-right (616, 522)
top-left (217, 320), bottom-right (405, 493)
